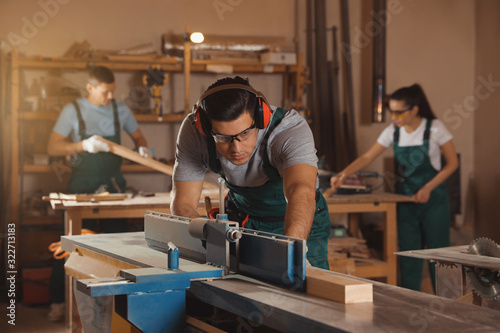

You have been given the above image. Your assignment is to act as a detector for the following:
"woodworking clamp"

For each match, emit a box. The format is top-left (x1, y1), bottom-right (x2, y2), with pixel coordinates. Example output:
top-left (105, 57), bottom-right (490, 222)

top-left (74, 212), bottom-right (307, 332)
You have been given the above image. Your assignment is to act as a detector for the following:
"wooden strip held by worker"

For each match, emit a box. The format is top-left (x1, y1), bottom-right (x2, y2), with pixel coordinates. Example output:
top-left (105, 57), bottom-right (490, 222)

top-left (98, 137), bottom-right (173, 174)
top-left (97, 137), bottom-right (218, 189)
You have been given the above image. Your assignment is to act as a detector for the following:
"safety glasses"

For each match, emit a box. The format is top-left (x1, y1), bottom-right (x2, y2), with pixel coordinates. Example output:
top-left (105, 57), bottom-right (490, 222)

top-left (211, 123), bottom-right (256, 144)
top-left (387, 105), bottom-right (413, 118)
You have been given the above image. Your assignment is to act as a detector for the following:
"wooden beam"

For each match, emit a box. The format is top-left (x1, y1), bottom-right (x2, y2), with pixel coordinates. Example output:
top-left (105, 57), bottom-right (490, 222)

top-left (184, 26), bottom-right (191, 116)
top-left (11, 46), bottom-right (20, 224)
top-left (306, 267), bottom-right (373, 304)
top-left (98, 137), bottom-right (174, 175)
top-left (98, 137), bottom-right (218, 189)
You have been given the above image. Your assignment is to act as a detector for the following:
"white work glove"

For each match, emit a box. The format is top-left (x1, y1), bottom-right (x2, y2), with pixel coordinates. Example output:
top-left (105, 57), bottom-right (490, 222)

top-left (82, 135), bottom-right (110, 153)
top-left (138, 146), bottom-right (153, 159)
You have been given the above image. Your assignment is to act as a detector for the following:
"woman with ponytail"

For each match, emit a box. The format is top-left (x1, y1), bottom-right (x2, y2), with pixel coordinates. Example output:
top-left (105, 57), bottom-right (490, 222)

top-left (330, 84), bottom-right (458, 292)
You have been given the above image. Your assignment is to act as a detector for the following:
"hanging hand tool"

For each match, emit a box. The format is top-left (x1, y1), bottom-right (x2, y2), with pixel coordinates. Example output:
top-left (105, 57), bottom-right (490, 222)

top-left (143, 65), bottom-right (168, 117)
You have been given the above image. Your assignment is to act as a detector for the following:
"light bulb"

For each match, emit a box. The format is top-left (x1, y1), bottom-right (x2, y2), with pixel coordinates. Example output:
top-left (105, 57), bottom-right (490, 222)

top-left (190, 32), bottom-right (204, 44)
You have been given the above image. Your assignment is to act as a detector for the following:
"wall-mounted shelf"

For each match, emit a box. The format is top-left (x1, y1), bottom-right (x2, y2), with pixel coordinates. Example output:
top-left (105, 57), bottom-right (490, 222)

top-left (22, 111), bottom-right (185, 123)
top-left (18, 57), bottom-right (300, 74)
top-left (23, 164), bottom-right (163, 173)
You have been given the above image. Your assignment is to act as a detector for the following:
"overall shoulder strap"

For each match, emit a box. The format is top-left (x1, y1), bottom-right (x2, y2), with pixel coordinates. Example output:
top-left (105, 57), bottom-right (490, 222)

top-left (73, 101), bottom-right (87, 139)
top-left (261, 108), bottom-right (287, 179)
top-left (111, 99), bottom-right (121, 141)
top-left (393, 123), bottom-right (400, 145)
top-left (423, 118), bottom-right (432, 141)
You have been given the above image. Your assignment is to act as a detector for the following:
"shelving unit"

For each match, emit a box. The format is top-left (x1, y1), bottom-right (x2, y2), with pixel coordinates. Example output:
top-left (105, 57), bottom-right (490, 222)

top-left (9, 46), bottom-right (306, 269)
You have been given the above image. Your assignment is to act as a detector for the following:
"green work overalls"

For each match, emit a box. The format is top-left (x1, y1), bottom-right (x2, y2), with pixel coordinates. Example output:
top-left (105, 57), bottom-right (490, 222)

top-left (394, 119), bottom-right (450, 291)
top-left (208, 108), bottom-right (331, 269)
top-left (68, 99), bottom-right (126, 194)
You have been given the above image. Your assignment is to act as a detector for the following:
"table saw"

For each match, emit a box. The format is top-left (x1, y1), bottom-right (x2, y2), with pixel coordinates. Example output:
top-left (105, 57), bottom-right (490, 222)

top-left (397, 237), bottom-right (500, 311)
top-left (62, 212), bottom-right (500, 332)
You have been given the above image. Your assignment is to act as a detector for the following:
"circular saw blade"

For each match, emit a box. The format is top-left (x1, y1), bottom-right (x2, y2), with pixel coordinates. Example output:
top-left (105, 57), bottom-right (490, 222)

top-left (465, 237), bottom-right (500, 299)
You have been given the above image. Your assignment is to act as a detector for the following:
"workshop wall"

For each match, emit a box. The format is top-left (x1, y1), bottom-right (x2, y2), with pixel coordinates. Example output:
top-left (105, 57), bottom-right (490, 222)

top-left (386, 0), bottom-right (475, 229)
top-left (474, 0), bottom-right (500, 241)
top-left (1, 0), bottom-right (478, 224)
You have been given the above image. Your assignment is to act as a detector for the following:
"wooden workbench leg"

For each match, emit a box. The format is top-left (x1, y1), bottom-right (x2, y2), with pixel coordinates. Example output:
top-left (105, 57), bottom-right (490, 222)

top-left (67, 276), bottom-right (82, 333)
top-left (348, 213), bottom-right (361, 238)
top-left (64, 211), bottom-right (83, 331)
top-left (385, 203), bottom-right (397, 285)
top-left (65, 210), bottom-right (82, 235)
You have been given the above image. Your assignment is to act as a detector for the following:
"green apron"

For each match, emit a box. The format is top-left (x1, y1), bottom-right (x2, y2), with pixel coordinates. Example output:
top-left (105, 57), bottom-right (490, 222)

top-left (67, 99), bottom-right (126, 194)
top-left (208, 108), bottom-right (331, 269)
top-left (394, 119), bottom-right (450, 291)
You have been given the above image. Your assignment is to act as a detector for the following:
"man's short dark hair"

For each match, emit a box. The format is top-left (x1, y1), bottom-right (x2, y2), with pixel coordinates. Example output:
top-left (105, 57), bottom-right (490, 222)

top-left (88, 66), bottom-right (115, 86)
top-left (202, 76), bottom-right (257, 122)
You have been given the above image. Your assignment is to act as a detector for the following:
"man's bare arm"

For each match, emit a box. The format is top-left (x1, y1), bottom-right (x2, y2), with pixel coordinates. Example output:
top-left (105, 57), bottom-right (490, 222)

top-left (282, 164), bottom-right (318, 239)
top-left (47, 132), bottom-right (84, 156)
top-left (129, 128), bottom-right (148, 150)
top-left (171, 179), bottom-right (205, 218)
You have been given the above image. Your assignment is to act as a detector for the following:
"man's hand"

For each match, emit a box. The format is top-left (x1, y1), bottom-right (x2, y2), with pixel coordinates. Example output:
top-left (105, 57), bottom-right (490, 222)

top-left (82, 135), bottom-right (110, 153)
top-left (138, 146), bottom-right (153, 159)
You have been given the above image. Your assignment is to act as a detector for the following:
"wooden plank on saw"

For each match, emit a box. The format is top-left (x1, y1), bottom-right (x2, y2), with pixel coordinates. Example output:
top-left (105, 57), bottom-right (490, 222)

top-left (306, 267), bottom-right (373, 304)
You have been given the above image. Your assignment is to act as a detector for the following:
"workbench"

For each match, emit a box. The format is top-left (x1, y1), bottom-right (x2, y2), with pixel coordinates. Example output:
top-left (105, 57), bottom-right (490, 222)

top-left (48, 191), bottom-right (412, 285)
top-left (61, 232), bottom-right (500, 332)
top-left (326, 192), bottom-right (414, 285)
top-left (47, 192), bottom-right (213, 235)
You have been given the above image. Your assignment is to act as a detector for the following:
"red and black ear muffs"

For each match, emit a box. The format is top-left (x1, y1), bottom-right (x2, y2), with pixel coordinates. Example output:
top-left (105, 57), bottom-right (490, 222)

top-left (192, 83), bottom-right (272, 136)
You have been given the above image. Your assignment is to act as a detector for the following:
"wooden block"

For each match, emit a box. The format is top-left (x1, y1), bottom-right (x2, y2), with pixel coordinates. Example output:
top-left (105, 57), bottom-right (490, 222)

top-left (306, 267), bottom-right (373, 304)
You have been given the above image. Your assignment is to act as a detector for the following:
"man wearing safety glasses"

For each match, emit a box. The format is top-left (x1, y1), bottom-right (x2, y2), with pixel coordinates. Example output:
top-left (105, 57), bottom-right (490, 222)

top-left (171, 76), bottom-right (331, 269)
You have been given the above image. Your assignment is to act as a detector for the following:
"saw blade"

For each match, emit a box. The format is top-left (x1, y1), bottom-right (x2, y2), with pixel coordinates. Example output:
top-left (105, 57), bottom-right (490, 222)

top-left (465, 238), bottom-right (500, 299)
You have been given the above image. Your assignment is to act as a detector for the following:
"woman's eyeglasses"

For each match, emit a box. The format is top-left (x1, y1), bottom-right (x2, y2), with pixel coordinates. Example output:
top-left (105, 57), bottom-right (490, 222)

top-left (387, 105), bottom-right (413, 118)
top-left (211, 123), bottom-right (256, 144)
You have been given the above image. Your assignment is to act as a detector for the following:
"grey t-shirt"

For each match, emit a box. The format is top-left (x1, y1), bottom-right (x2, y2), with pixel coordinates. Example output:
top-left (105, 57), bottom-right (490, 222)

top-left (173, 107), bottom-right (319, 188)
